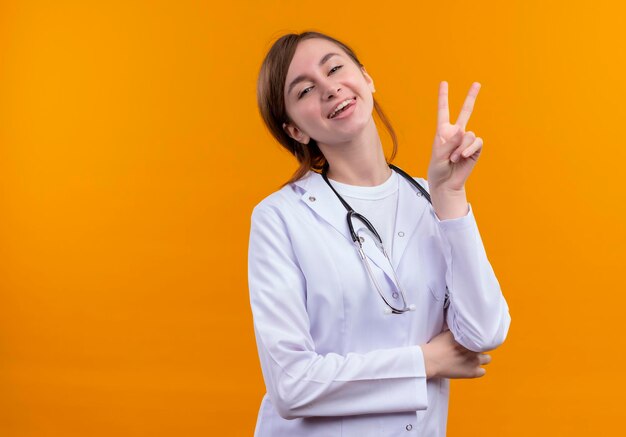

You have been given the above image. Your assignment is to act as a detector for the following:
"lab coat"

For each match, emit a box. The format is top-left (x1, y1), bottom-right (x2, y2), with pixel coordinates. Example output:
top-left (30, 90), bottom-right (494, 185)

top-left (247, 169), bottom-right (511, 436)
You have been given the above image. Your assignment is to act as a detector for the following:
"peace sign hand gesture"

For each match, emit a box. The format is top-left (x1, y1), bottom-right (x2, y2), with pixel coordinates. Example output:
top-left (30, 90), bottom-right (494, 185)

top-left (427, 81), bottom-right (483, 193)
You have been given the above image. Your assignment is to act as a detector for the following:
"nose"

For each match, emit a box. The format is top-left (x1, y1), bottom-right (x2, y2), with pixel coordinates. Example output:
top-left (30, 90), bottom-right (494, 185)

top-left (324, 84), bottom-right (342, 101)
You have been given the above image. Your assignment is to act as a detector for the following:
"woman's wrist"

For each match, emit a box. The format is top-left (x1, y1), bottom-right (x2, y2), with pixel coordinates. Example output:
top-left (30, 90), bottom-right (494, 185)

top-left (420, 343), bottom-right (439, 379)
top-left (430, 187), bottom-right (469, 221)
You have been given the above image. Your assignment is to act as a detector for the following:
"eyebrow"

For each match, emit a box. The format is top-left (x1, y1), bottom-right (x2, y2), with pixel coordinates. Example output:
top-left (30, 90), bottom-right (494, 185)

top-left (287, 52), bottom-right (341, 96)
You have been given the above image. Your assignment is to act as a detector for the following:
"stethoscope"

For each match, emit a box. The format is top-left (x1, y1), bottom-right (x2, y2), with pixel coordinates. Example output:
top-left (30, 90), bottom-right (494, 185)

top-left (321, 163), bottom-right (432, 315)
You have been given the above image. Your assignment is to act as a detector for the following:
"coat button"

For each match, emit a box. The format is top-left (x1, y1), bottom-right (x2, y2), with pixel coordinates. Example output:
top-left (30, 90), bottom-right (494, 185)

top-left (359, 236), bottom-right (365, 243)
top-left (392, 292), bottom-right (399, 299)
top-left (308, 196), bottom-right (316, 202)
top-left (397, 231), bottom-right (405, 237)
top-left (406, 424), bottom-right (413, 431)
top-left (416, 191), bottom-right (423, 197)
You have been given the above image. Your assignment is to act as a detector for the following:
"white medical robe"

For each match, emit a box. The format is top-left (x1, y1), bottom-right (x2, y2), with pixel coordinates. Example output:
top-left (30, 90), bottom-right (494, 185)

top-left (247, 169), bottom-right (511, 436)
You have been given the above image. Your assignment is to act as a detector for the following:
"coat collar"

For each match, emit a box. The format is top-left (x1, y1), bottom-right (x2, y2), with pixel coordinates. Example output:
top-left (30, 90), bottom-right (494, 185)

top-left (292, 168), bottom-right (431, 276)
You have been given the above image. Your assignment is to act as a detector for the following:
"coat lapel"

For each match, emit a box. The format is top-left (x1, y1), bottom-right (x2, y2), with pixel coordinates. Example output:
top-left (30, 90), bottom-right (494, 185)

top-left (293, 170), bottom-right (354, 245)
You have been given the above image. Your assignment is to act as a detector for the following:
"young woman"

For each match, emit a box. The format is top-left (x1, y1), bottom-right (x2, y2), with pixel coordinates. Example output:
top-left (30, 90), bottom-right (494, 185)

top-left (249, 30), bottom-right (511, 436)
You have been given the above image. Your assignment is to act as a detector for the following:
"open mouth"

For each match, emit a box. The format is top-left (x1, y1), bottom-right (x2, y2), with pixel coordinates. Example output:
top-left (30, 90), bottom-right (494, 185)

top-left (328, 97), bottom-right (357, 119)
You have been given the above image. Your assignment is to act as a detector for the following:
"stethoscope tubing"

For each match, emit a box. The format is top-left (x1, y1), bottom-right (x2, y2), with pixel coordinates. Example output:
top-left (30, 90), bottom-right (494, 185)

top-left (321, 163), bottom-right (432, 314)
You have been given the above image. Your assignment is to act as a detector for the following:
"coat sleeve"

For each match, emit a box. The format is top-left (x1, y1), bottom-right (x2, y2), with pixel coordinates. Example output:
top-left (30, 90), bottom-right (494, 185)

top-left (247, 202), bottom-right (429, 420)
top-left (420, 179), bottom-right (512, 353)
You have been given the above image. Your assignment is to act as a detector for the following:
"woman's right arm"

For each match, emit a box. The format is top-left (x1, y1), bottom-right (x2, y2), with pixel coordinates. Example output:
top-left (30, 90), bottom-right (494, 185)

top-left (248, 203), bottom-right (429, 420)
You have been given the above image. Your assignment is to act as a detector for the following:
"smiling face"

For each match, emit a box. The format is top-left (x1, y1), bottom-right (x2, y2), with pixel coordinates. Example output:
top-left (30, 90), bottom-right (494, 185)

top-left (282, 38), bottom-right (376, 147)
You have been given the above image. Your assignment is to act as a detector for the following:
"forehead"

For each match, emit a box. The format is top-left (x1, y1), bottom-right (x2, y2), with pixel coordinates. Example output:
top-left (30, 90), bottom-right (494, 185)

top-left (286, 38), bottom-right (344, 77)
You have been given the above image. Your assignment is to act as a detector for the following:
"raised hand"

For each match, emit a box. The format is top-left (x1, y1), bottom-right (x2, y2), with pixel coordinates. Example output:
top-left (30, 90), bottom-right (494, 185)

top-left (427, 81), bottom-right (483, 193)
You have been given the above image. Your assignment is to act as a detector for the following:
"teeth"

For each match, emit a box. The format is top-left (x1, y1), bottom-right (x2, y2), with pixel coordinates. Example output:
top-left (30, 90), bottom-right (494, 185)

top-left (330, 98), bottom-right (354, 118)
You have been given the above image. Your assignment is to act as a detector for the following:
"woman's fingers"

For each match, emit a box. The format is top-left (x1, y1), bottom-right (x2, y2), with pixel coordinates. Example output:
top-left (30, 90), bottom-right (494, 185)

top-left (455, 82), bottom-right (481, 130)
top-left (438, 81), bottom-right (481, 130)
top-left (471, 354), bottom-right (490, 378)
top-left (450, 131), bottom-right (476, 162)
top-left (461, 137), bottom-right (483, 159)
top-left (480, 353), bottom-right (492, 365)
top-left (437, 81), bottom-right (450, 127)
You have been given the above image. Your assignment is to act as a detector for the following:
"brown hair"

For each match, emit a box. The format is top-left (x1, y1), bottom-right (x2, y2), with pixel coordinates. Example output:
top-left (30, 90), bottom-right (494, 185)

top-left (256, 30), bottom-right (399, 188)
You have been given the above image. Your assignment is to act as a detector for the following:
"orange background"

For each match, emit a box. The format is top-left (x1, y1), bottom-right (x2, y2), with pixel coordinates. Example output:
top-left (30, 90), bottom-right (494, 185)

top-left (1, 1), bottom-right (625, 436)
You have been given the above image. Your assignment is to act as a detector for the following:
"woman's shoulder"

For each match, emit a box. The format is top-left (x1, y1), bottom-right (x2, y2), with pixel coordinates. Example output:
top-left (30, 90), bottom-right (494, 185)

top-left (251, 170), bottom-right (314, 219)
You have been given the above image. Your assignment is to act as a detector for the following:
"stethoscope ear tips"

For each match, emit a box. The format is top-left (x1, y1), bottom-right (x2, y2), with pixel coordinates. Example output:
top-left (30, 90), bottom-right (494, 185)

top-left (383, 307), bottom-right (393, 315)
top-left (409, 304), bottom-right (416, 311)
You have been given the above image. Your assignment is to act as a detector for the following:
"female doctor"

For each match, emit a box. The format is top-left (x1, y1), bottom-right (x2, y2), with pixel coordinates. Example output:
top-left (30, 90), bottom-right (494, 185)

top-left (248, 31), bottom-right (511, 436)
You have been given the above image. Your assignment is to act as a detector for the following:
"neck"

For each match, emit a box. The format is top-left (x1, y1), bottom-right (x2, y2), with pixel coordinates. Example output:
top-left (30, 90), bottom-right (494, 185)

top-left (320, 118), bottom-right (391, 187)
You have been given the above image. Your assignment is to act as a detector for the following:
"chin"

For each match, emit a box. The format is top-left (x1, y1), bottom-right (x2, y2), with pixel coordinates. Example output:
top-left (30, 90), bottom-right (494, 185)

top-left (323, 123), bottom-right (371, 145)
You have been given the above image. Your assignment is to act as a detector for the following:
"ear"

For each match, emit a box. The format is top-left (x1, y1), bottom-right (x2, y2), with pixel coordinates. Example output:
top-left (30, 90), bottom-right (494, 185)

top-left (361, 66), bottom-right (376, 93)
top-left (282, 121), bottom-right (311, 144)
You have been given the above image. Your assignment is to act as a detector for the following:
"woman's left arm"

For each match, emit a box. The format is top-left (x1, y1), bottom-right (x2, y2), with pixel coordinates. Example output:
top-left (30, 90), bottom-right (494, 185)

top-left (430, 195), bottom-right (511, 353)
top-left (423, 81), bottom-right (511, 353)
